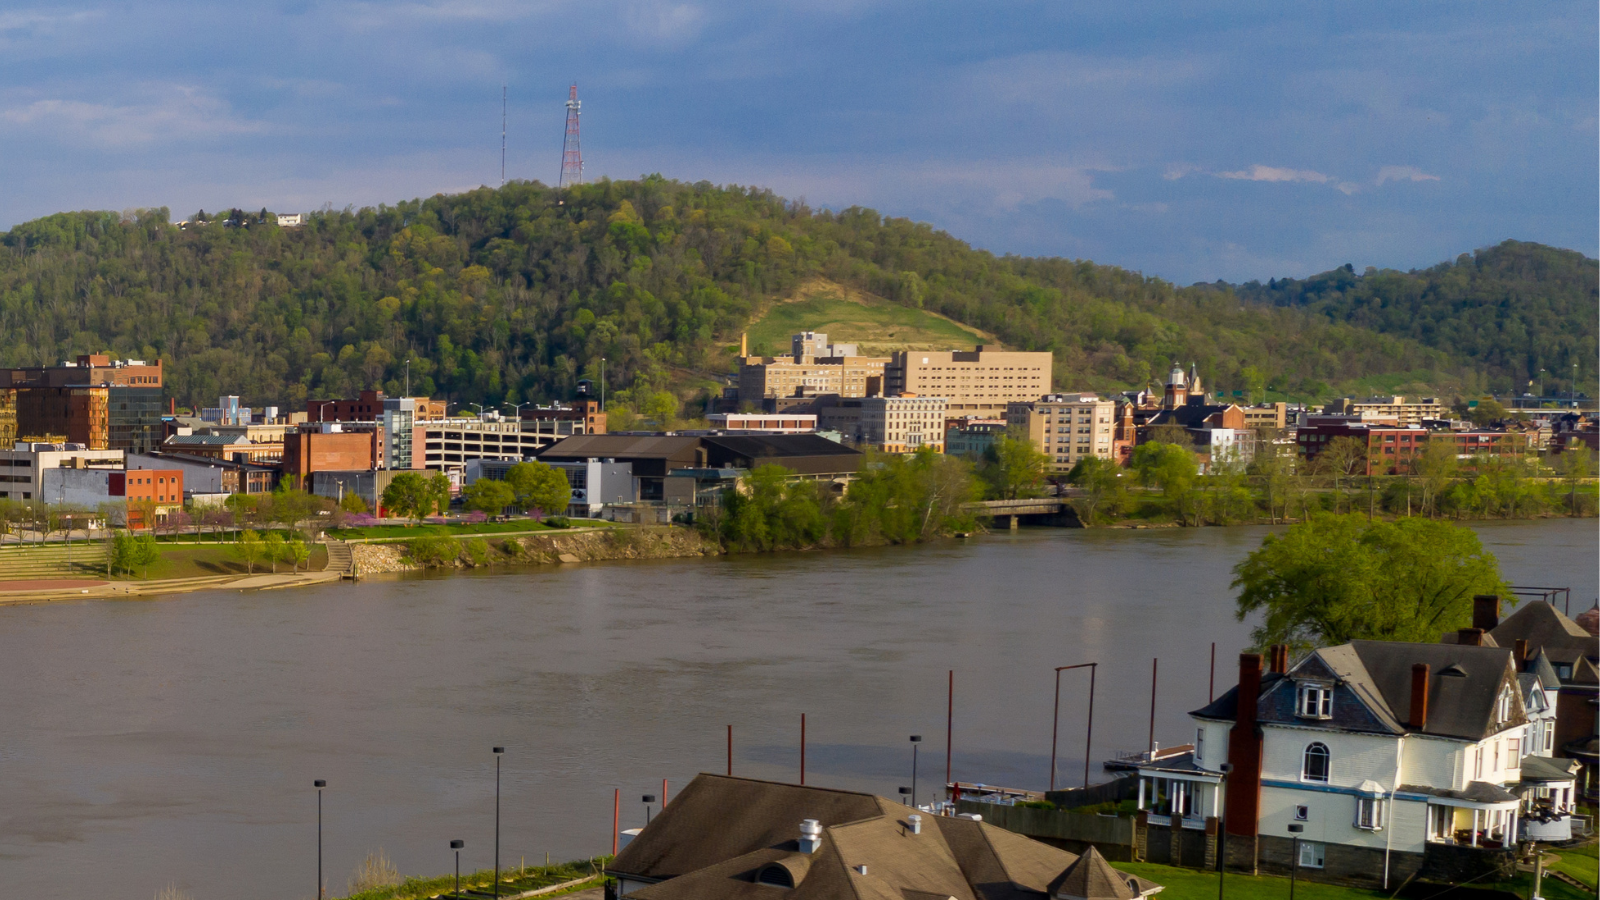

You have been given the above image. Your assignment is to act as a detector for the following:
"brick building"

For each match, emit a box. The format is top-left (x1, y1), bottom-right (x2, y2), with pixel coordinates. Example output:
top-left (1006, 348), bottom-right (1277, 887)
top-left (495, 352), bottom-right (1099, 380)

top-left (306, 390), bottom-right (447, 422)
top-left (0, 354), bottom-right (164, 452)
top-left (281, 423), bottom-right (381, 483)
top-left (111, 468), bottom-right (185, 528)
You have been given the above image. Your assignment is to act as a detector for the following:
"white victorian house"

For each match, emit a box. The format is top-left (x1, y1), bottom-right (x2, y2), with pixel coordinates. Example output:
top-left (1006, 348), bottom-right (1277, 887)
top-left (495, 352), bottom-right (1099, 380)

top-left (1137, 641), bottom-right (1543, 888)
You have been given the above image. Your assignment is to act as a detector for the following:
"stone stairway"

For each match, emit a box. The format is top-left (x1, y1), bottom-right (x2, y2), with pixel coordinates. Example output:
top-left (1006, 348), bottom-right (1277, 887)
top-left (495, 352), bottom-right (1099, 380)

top-left (323, 539), bottom-right (353, 576)
top-left (0, 543), bottom-right (105, 580)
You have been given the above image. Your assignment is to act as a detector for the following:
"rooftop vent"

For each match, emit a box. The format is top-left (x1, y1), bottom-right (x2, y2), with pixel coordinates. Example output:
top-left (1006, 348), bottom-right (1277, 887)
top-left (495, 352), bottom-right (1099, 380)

top-left (798, 819), bottom-right (821, 854)
top-left (853, 865), bottom-right (868, 876)
top-left (907, 814), bottom-right (922, 835)
top-left (1440, 664), bottom-right (1469, 678)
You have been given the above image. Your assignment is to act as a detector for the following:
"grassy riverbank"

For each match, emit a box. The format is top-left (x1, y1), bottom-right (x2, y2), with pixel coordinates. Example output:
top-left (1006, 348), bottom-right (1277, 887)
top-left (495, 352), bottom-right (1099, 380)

top-left (341, 857), bottom-right (605, 900)
top-left (1117, 856), bottom-right (1598, 900)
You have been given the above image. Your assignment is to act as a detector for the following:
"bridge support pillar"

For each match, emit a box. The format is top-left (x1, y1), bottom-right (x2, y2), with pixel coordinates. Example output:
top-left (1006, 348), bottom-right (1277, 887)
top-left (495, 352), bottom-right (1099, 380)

top-left (1008, 514), bottom-right (1019, 531)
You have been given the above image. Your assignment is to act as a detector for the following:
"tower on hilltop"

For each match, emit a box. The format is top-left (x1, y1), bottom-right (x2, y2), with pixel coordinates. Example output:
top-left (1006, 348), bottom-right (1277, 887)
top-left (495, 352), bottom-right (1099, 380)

top-left (559, 84), bottom-right (583, 188)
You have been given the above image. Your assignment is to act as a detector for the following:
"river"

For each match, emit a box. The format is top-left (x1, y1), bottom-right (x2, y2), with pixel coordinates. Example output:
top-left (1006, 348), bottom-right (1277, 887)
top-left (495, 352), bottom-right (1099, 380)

top-left (0, 518), bottom-right (1593, 899)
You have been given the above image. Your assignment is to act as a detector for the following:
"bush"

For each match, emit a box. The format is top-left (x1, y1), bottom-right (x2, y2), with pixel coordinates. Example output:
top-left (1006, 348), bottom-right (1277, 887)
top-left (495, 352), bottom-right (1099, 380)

top-left (544, 516), bottom-right (571, 529)
top-left (464, 537), bottom-right (491, 567)
top-left (1015, 799), bottom-right (1056, 810)
top-left (407, 535), bottom-right (460, 567)
top-left (499, 538), bottom-right (522, 556)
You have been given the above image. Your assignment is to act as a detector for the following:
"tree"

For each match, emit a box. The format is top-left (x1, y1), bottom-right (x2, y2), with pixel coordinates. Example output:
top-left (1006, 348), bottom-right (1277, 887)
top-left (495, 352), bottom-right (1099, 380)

top-left (381, 472), bottom-right (430, 522)
top-left (1066, 455), bottom-right (1125, 524)
top-left (131, 532), bottom-right (161, 579)
top-left (1232, 513), bottom-right (1509, 651)
top-left (641, 391), bottom-right (679, 429)
top-left (505, 461), bottom-right (572, 516)
top-left (235, 528), bottom-right (264, 574)
top-left (427, 472), bottom-right (453, 517)
top-left (1556, 446), bottom-right (1593, 515)
top-left (339, 492), bottom-right (369, 514)
top-left (286, 538), bottom-right (310, 573)
top-left (462, 478), bottom-right (516, 517)
top-left (108, 530), bottom-right (136, 576)
top-left (1315, 436), bottom-right (1368, 513)
top-left (981, 431), bottom-right (1050, 500)
top-left (1409, 438), bottom-right (1459, 518)
top-left (1130, 441), bottom-right (1201, 525)
top-left (262, 531), bottom-right (285, 574)
top-left (1249, 441), bottom-right (1296, 524)
top-left (1467, 399), bottom-right (1510, 426)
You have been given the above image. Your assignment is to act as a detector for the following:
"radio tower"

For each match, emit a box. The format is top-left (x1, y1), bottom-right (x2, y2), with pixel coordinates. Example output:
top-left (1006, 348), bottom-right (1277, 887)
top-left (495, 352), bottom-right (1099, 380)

top-left (559, 83), bottom-right (583, 188)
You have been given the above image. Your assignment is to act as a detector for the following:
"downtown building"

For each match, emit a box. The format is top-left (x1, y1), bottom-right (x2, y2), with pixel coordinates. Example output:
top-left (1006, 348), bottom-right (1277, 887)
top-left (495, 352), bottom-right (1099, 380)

top-left (0, 354), bottom-right (165, 452)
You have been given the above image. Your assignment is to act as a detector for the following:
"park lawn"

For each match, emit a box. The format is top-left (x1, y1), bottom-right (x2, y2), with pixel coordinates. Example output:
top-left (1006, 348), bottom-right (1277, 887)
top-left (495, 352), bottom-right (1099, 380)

top-left (744, 279), bottom-right (991, 355)
top-left (1547, 842), bottom-right (1598, 889)
top-left (1115, 862), bottom-right (1387, 900)
top-left (328, 520), bottom-right (571, 541)
top-left (109, 545), bottom-right (329, 580)
top-left (343, 858), bottom-right (602, 900)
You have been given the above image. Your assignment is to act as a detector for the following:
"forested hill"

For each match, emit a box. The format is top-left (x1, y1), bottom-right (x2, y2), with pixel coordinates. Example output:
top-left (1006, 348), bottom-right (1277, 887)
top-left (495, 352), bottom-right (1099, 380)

top-left (0, 177), bottom-right (1593, 414)
top-left (1230, 240), bottom-right (1596, 394)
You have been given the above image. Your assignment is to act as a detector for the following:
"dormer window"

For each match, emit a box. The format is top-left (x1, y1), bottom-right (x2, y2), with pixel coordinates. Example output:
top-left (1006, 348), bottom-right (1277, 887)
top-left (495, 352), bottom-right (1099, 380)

top-left (1296, 682), bottom-right (1333, 719)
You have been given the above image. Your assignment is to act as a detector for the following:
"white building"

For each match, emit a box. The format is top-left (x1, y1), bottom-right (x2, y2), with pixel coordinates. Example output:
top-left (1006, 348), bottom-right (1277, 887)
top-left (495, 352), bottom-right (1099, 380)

top-left (0, 443), bottom-right (126, 502)
top-left (276, 213), bottom-right (304, 227)
top-left (1139, 640), bottom-right (1555, 889)
top-left (817, 396), bottom-right (948, 453)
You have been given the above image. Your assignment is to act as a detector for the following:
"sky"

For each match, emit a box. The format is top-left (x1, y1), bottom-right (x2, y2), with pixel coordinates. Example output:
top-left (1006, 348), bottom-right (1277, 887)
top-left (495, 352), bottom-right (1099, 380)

top-left (0, 1), bottom-right (1594, 283)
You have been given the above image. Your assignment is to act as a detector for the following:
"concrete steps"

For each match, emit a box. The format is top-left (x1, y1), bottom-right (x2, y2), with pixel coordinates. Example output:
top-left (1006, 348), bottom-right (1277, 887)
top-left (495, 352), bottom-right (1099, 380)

top-left (323, 539), bottom-right (353, 575)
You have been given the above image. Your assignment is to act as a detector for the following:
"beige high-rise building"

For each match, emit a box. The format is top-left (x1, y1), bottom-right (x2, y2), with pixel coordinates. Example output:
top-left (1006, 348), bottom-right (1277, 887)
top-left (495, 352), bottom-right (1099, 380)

top-left (1006, 393), bottom-right (1116, 472)
top-left (818, 396), bottom-right (948, 453)
top-left (1325, 396), bottom-right (1446, 427)
top-left (887, 347), bottom-right (1052, 415)
top-left (737, 332), bottom-right (888, 407)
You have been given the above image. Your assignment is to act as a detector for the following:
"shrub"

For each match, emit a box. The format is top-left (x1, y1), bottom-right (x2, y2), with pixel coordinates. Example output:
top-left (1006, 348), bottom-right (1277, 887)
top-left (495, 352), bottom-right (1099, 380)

top-left (348, 848), bottom-right (401, 894)
top-left (464, 537), bottom-right (491, 567)
top-left (407, 535), bottom-right (461, 567)
top-left (544, 516), bottom-right (571, 529)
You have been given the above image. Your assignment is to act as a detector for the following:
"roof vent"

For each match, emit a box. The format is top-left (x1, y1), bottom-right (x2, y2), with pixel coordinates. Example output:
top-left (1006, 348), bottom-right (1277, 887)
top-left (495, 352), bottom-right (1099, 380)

top-left (907, 814), bottom-right (922, 835)
top-left (798, 819), bottom-right (821, 853)
top-left (853, 865), bottom-right (868, 876)
top-left (1440, 664), bottom-right (1469, 678)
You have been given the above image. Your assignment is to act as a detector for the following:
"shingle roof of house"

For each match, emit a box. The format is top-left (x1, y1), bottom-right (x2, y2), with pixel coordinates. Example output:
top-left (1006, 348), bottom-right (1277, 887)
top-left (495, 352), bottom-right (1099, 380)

top-left (1193, 642), bottom-right (1520, 741)
top-left (1049, 847), bottom-right (1162, 900)
top-left (610, 775), bottom-right (1157, 900)
top-left (1439, 602), bottom-right (1598, 670)
top-left (1519, 755), bottom-right (1580, 783)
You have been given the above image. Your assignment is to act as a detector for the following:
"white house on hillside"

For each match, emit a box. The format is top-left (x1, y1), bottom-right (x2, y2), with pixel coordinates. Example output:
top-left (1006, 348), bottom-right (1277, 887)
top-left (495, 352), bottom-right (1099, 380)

top-left (1137, 640), bottom-right (1552, 889)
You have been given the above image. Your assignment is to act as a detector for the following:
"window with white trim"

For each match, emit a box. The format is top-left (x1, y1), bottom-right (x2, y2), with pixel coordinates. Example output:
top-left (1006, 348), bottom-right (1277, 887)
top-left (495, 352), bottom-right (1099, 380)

top-left (1302, 743), bottom-right (1331, 783)
top-left (1299, 841), bottom-right (1325, 869)
top-left (1354, 797), bottom-right (1384, 830)
top-left (1543, 723), bottom-right (1554, 753)
top-left (1195, 727), bottom-right (1204, 765)
top-left (1296, 682), bottom-right (1333, 719)
top-left (1507, 738), bottom-right (1519, 766)
top-left (1496, 686), bottom-right (1514, 724)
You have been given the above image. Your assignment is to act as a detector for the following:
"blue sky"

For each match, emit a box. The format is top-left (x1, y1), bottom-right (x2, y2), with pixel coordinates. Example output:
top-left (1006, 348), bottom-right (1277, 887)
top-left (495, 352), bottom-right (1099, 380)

top-left (0, 1), bottom-right (1594, 283)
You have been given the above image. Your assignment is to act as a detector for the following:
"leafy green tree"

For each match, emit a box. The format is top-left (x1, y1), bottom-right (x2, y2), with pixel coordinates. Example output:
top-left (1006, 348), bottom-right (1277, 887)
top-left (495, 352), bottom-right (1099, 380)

top-left (1410, 438), bottom-right (1459, 518)
top-left (463, 478), bottom-right (516, 517)
top-left (641, 392), bottom-right (679, 430)
top-left (234, 528), bottom-right (264, 574)
top-left (381, 472), bottom-right (430, 522)
top-left (427, 472), bottom-right (452, 517)
top-left (262, 531), bottom-right (285, 574)
top-left (1315, 436), bottom-right (1368, 513)
top-left (1232, 513), bottom-right (1508, 651)
top-left (1248, 441), bottom-right (1296, 524)
top-left (131, 532), bottom-right (161, 579)
top-left (1556, 447), bottom-right (1593, 515)
top-left (506, 461), bottom-right (573, 516)
top-left (1130, 441), bottom-right (1201, 525)
top-left (286, 538), bottom-right (310, 573)
top-left (407, 534), bottom-right (460, 567)
top-left (339, 492), bottom-right (369, 514)
top-left (981, 432), bottom-right (1050, 500)
top-left (108, 530), bottom-right (136, 576)
top-left (1066, 455), bottom-right (1125, 524)
top-left (1467, 399), bottom-right (1510, 426)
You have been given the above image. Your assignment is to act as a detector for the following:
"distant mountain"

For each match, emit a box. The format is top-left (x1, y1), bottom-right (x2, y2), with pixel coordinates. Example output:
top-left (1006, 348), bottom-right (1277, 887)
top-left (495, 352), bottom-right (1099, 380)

top-left (0, 179), bottom-right (1592, 413)
top-left (1229, 240), bottom-right (1597, 396)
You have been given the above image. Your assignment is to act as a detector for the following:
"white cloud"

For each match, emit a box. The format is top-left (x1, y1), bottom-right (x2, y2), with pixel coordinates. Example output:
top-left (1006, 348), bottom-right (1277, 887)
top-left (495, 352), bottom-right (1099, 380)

top-left (1374, 165), bottom-right (1440, 185)
top-left (2, 86), bottom-right (269, 147)
top-left (1216, 164), bottom-right (1331, 184)
top-left (1163, 163), bottom-right (1200, 181)
top-left (0, 10), bottom-right (98, 32)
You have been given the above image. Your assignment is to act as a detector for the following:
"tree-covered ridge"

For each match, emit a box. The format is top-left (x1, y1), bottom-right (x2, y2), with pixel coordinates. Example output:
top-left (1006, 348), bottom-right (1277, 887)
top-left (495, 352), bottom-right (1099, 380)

top-left (0, 178), bottom-right (1592, 413)
top-left (1232, 240), bottom-right (1597, 393)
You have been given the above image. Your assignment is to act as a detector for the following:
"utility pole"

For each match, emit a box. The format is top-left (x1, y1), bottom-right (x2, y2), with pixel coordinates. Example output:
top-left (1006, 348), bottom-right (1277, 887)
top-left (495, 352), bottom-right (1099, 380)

top-left (501, 85), bottom-right (507, 187)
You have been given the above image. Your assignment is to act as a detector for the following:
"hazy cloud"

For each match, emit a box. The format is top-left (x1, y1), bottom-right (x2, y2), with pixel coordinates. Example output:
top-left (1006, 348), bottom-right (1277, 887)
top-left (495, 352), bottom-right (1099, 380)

top-left (1216, 165), bottom-right (1332, 184)
top-left (2, 86), bottom-right (269, 147)
top-left (1375, 165), bottom-right (1441, 185)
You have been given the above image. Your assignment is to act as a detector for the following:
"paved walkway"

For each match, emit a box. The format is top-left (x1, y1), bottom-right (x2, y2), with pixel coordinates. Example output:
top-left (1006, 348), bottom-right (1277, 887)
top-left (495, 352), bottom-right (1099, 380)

top-left (0, 578), bottom-right (107, 591)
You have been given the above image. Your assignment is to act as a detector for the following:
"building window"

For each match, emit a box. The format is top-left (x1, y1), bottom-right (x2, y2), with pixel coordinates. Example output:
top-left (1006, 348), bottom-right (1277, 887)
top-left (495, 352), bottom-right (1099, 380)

top-left (1297, 683), bottom-right (1333, 719)
top-left (1195, 727), bottom-right (1204, 765)
top-left (1355, 797), bottom-right (1384, 830)
top-left (1507, 738), bottom-right (1520, 765)
top-left (1496, 686), bottom-right (1514, 724)
top-left (1299, 841), bottom-right (1325, 869)
top-left (1543, 723), bottom-right (1554, 753)
top-left (1302, 743), bottom-right (1330, 783)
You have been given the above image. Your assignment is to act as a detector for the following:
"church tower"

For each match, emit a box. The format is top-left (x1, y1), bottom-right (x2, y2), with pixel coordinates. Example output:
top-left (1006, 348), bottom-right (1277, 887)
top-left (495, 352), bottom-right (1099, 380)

top-left (1163, 364), bottom-right (1188, 409)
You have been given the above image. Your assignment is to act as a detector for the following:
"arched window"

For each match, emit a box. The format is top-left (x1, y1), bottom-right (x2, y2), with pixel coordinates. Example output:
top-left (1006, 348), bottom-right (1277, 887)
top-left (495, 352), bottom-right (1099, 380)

top-left (1302, 742), bottom-right (1330, 783)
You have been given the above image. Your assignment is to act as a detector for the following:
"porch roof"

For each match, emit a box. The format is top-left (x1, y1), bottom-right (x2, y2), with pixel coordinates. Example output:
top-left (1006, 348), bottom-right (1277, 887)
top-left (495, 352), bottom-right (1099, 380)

top-left (1134, 752), bottom-right (1221, 782)
top-left (1401, 780), bottom-right (1519, 809)
top-left (1519, 755), bottom-right (1580, 784)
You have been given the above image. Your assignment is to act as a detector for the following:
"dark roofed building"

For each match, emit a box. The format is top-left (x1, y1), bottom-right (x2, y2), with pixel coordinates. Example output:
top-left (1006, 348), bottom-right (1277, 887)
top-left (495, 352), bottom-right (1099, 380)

top-left (538, 433), bottom-right (860, 500)
top-left (608, 774), bottom-right (1161, 900)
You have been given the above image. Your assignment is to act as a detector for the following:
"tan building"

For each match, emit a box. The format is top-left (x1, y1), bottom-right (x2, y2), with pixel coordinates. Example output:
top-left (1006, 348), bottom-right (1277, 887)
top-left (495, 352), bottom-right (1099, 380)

top-left (818, 396), bottom-right (947, 453)
top-left (887, 346), bottom-right (1052, 415)
top-left (737, 350), bottom-right (888, 407)
top-left (1007, 393), bottom-right (1116, 471)
top-left (1242, 402), bottom-right (1288, 431)
top-left (1326, 395), bottom-right (1447, 427)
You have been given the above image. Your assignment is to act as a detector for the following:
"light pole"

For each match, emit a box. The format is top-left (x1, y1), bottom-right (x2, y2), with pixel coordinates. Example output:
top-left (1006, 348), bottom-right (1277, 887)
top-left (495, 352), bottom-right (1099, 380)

top-left (1217, 763), bottom-right (1231, 900)
top-left (405, 357), bottom-right (412, 396)
top-left (1051, 663), bottom-right (1097, 791)
top-left (600, 358), bottom-right (606, 412)
top-left (471, 402), bottom-right (489, 421)
top-left (1287, 823), bottom-right (1303, 900)
top-left (450, 840), bottom-right (464, 898)
top-left (493, 746), bottom-right (504, 898)
top-left (314, 779), bottom-right (326, 900)
top-left (312, 400), bottom-right (336, 422)
top-left (642, 794), bottom-right (657, 825)
top-left (909, 735), bottom-right (922, 808)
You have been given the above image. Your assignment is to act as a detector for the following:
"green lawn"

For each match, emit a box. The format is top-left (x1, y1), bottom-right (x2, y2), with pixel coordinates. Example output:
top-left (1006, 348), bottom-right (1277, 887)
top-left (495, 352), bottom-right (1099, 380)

top-left (343, 858), bottom-right (603, 900)
top-left (1116, 862), bottom-right (1386, 900)
top-left (106, 544), bottom-right (330, 580)
top-left (1546, 843), bottom-right (1598, 890)
top-left (745, 280), bottom-right (989, 356)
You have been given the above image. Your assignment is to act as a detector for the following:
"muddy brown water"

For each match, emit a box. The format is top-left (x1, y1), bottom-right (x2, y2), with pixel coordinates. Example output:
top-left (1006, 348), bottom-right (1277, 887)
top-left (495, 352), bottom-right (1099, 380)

top-left (0, 518), bottom-right (1592, 899)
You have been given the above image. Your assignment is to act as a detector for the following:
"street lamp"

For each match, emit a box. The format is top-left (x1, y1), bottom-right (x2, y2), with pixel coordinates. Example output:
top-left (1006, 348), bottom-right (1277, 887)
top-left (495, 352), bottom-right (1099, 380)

top-left (908, 735), bottom-right (923, 808)
top-left (1287, 823), bottom-right (1303, 900)
top-left (312, 400), bottom-right (336, 422)
top-left (642, 794), bottom-right (658, 825)
top-left (493, 746), bottom-right (505, 898)
top-left (314, 780), bottom-right (327, 900)
top-left (1050, 663), bottom-right (1097, 791)
top-left (471, 403), bottom-right (489, 421)
top-left (450, 840), bottom-right (464, 898)
top-left (600, 358), bottom-right (606, 412)
top-left (897, 786), bottom-right (912, 805)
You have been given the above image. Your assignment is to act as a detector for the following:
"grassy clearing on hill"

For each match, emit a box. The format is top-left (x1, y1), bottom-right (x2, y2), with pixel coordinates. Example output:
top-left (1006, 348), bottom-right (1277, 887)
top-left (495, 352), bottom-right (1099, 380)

top-left (744, 278), bottom-right (993, 356)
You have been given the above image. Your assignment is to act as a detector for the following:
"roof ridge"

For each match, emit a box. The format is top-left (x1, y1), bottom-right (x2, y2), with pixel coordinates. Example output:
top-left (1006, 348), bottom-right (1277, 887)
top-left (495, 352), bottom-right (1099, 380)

top-left (695, 772), bottom-right (881, 799)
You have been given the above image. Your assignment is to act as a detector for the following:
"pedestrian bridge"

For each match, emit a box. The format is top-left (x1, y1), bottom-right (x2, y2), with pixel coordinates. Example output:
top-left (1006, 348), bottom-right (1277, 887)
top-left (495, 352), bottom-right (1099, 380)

top-left (966, 498), bottom-right (1078, 528)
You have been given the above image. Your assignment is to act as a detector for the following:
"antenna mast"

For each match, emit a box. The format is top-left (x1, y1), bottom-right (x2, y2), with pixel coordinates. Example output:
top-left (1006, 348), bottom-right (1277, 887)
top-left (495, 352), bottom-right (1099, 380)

top-left (559, 83), bottom-right (583, 188)
top-left (500, 84), bottom-right (507, 187)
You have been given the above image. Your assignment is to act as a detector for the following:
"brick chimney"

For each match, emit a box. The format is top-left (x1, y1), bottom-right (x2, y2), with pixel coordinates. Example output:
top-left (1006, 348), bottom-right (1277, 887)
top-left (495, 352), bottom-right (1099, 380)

top-left (1269, 645), bottom-right (1289, 674)
top-left (1408, 663), bottom-right (1429, 731)
top-left (1513, 639), bottom-right (1528, 667)
top-left (1225, 653), bottom-right (1265, 842)
top-left (1472, 595), bottom-right (1501, 632)
top-left (1457, 627), bottom-right (1485, 646)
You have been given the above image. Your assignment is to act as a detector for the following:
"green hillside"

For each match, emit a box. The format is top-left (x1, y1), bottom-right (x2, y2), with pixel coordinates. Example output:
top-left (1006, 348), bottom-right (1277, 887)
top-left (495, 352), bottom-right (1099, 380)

top-left (0, 177), bottom-right (1592, 417)
top-left (744, 278), bottom-right (994, 357)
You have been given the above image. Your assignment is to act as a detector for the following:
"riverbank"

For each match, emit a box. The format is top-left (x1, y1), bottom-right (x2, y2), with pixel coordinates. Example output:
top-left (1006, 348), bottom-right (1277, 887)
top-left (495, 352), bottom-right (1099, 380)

top-left (350, 526), bottom-right (723, 575)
